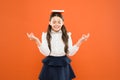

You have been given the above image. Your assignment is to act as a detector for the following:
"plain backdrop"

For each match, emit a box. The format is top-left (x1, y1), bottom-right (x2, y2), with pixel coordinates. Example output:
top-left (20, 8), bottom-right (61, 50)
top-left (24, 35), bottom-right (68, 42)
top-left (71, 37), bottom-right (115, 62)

top-left (0, 0), bottom-right (120, 80)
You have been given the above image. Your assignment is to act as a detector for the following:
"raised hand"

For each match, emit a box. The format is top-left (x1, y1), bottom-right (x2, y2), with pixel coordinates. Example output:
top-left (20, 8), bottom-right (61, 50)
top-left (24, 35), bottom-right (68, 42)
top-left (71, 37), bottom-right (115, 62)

top-left (27, 32), bottom-right (38, 41)
top-left (76, 33), bottom-right (90, 47)
top-left (81, 33), bottom-right (90, 42)
top-left (27, 32), bottom-right (41, 46)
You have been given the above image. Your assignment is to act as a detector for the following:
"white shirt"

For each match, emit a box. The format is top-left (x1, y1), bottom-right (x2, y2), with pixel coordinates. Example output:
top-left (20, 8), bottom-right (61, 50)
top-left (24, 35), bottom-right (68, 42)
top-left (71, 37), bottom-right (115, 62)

top-left (37, 30), bottom-right (79, 56)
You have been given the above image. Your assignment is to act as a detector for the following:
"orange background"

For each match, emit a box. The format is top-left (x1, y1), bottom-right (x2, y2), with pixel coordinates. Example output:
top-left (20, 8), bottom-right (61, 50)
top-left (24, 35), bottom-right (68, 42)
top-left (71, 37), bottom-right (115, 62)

top-left (0, 0), bottom-right (120, 80)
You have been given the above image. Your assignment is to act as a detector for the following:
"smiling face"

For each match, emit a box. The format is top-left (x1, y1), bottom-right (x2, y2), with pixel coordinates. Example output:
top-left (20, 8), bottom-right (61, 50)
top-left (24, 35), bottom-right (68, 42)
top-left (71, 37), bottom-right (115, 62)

top-left (49, 16), bottom-right (64, 32)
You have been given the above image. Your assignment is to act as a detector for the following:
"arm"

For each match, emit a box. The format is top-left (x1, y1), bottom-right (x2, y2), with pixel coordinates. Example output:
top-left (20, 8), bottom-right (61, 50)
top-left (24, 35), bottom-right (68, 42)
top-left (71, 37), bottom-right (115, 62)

top-left (67, 32), bottom-right (90, 56)
top-left (27, 32), bottom-right (50, 56)
top-left (67, 32), bottom-right (79, 56)
top-left (37, 32), bottom-right (50, 56)
top-left (75, 33), bottom-right (90, 47)
top-left (27, 32), bottom-right (41, 46)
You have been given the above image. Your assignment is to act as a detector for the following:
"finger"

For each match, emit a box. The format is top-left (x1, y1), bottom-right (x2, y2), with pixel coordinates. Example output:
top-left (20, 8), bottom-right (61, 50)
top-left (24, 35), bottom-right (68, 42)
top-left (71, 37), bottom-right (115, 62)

top-left (86, 33), bottom-right (90, 38)
top-left (82, 34), bottom-right (86, 36)
top-left (27, 33), bottom-right (29, 36)
top-left (31, 32), bottom-right (34, 35)
top-left (27, 33), bottom-right (30, 37)
top-left (31, 33), bottom-right (35, 37)
top-left (87, 33), bottom-right (90, 37)
top-left (82, 34), bottom-right (86, 38)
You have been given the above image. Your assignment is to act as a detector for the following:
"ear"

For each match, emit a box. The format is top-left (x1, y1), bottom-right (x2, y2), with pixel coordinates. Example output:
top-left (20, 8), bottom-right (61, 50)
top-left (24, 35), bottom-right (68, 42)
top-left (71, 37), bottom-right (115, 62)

top-left (62, 21), bottom-right (64, 26)
top-left (62, 21), bottom-right (64, 25)
top-left (49, 22), bottom-right (51, 25)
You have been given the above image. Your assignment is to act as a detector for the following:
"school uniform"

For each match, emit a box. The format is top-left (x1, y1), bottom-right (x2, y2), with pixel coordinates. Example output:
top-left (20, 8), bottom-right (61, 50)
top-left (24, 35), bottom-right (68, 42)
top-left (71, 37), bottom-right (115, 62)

top-left (37, 30), bottom-right (79, 80)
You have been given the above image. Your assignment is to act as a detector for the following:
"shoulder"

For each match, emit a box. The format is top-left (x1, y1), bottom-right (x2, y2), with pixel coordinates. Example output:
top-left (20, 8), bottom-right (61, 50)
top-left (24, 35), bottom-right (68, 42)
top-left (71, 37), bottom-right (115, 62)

top-left (67, 32), bottom-right (72, 36)
top-left (41, 32), bottom-right (47, 38)
top-left (42, 32), bottom-right (47, 35)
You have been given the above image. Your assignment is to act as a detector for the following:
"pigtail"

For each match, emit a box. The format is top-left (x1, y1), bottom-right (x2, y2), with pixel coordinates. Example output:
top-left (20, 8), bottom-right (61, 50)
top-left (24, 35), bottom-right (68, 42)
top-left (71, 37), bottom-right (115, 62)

top-left (61, 25), bottom-right (69, 54)
top-left (46, 25), bottom-right (52, 53)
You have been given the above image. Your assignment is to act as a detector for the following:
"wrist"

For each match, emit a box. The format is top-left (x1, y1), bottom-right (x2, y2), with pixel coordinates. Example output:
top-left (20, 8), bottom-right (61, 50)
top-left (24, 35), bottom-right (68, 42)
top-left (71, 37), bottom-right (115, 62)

top-left (35, 38), bottom-right (39, 42)
top-left (78, 38), bottom-right (84, 43)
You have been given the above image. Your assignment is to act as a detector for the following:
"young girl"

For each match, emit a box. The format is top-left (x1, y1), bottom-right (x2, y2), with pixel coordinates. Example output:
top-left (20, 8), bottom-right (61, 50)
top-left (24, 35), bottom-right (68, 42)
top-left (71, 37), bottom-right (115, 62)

top-left (27, 10), bottom-right (90, 80)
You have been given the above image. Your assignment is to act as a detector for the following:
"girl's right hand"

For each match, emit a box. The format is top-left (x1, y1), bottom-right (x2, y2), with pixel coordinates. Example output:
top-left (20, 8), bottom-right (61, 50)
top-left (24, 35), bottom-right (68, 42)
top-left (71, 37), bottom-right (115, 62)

top-left (27, 33), bottom-right (38, 41)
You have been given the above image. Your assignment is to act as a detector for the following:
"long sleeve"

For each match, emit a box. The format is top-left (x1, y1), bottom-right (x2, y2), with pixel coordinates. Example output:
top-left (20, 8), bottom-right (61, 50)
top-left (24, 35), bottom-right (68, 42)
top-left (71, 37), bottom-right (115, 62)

top-left (37, 32), bottom-right (50, 56)
top-left (67, 32), bottom-right (79, 56)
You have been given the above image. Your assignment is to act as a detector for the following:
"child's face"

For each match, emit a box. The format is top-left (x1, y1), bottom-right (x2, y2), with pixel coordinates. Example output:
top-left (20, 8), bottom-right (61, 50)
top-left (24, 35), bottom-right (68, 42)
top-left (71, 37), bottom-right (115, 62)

top-left (49, 16), bottom-right (64, 32)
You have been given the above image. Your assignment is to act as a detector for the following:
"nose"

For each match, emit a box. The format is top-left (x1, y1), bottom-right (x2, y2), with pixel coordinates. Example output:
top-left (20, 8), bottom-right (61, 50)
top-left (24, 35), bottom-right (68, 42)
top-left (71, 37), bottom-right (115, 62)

top-left (55, 22), bottom-right (59, 25)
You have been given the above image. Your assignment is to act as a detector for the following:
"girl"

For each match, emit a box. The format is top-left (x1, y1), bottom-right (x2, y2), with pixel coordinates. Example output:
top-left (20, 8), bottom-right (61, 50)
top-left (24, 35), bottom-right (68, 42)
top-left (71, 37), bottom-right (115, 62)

top-left (27, 10), bottom-right (90, 80)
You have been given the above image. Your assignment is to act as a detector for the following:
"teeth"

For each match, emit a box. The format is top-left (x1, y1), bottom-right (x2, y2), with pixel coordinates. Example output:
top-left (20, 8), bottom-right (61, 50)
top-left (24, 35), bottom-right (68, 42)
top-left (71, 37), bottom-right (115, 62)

top-left (54, 26), bottom-right (59, 28)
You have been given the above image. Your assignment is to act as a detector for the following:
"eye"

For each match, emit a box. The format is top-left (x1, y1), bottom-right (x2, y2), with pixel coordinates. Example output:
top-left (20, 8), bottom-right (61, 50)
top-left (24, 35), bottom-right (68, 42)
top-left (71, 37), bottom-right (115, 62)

top-left (58, 21), bottom-right (61, 24)
top-left (52, 21), bottom-right (56, 24)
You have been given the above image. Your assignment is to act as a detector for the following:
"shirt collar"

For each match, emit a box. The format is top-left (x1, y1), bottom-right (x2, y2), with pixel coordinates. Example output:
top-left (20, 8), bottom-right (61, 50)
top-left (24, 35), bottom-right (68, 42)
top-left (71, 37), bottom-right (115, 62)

top-left (51, 29), bottom-right (62, 34)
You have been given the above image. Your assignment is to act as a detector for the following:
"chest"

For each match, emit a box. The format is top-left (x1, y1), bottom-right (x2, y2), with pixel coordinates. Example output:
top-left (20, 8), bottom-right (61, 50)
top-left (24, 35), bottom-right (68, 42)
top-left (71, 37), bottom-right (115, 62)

top-left (51, 33), bottom-right (64, 46)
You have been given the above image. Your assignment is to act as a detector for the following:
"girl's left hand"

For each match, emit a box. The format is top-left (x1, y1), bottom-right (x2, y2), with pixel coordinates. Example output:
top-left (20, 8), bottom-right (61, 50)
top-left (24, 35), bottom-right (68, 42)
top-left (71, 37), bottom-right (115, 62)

top-left (75, 33), bottom-right (90, 47)
top-left (80, 33), bottom-right (90, 42)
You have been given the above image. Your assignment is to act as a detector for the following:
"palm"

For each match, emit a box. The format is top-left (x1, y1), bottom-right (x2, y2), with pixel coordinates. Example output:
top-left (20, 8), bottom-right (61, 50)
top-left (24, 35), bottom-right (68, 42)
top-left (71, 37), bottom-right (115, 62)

top-left (27, 33), bottom-right (37, 40)
top-left (81, 33), bottom-right (90, 42)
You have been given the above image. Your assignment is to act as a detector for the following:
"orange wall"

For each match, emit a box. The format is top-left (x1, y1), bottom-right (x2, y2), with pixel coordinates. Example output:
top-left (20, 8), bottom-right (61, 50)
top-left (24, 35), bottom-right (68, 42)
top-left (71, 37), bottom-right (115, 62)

top-left (0, 0), bottom-right (120, 80)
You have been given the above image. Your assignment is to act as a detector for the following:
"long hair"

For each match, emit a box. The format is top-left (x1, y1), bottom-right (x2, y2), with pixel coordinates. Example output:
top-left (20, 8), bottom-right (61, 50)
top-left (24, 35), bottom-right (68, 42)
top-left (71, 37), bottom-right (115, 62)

top-left (46, 12), bottom-right (69, 54)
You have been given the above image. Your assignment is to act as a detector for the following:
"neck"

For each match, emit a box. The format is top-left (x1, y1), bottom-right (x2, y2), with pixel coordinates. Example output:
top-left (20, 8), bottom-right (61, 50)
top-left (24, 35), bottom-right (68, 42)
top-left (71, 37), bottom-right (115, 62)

top-left (51, 29), bottom-right (62, 33)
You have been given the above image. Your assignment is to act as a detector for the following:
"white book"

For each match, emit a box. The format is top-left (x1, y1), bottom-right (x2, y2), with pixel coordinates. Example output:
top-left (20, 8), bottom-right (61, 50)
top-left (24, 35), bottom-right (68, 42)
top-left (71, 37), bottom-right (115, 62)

top-left (51, 10), bottom-right (64, 12)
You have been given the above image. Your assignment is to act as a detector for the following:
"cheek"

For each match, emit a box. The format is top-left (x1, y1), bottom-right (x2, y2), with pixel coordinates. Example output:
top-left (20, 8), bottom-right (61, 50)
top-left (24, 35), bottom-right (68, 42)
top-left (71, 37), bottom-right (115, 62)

top-left (50, 23), bottom-right (54, 26)
top-left (60, 24), bottom-right (63, 27)
top-left (61, 21), bottom-right (64, 26)
top-left (51, 24), bottom-right (54, 26)
top-left (59, 22), bottom-right (64, 26)
top-left (59, 25), bottom-right (63, 29)
top-left (60, 23), bottom-right (63, 26)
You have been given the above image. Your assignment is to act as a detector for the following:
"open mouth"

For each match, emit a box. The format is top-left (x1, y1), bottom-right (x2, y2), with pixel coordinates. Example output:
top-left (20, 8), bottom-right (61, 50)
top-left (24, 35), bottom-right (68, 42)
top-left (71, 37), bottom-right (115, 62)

top-left (54, 25), bottom-right (60, 29)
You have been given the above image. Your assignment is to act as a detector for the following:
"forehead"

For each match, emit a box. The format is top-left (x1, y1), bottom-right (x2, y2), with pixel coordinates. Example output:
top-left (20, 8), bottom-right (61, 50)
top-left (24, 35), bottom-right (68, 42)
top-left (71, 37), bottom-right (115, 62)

top-left (51, 16), bottom-right (63, 21)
